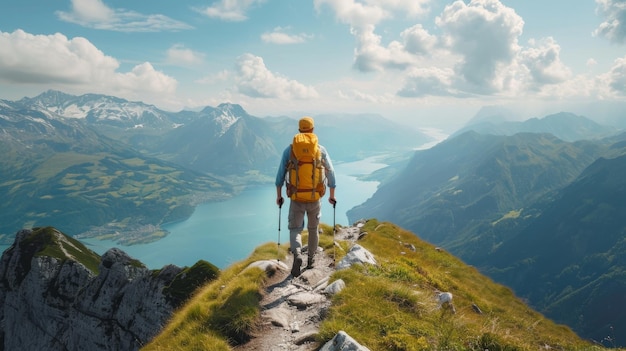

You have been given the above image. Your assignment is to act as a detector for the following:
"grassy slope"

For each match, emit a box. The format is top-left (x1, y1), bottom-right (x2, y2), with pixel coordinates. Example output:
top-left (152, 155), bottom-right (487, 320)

top-left (0, 150), bottom-right (231, 244)
top-left (142, 220), bottom-right (614, 351)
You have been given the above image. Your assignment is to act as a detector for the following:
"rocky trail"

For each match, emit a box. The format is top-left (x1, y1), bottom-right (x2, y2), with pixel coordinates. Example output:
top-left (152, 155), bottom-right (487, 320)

top-left (234, 225), bottom-right (369, 351)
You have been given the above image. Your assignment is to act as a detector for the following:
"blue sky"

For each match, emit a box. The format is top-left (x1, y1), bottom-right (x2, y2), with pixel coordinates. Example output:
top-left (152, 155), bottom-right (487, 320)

top-left (0, 0), bottom-right (625, 131)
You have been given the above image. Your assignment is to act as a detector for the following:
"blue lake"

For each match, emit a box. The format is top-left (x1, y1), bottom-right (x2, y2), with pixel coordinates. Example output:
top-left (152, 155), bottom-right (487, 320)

top-left (79, 156), bottom-right (388, 269)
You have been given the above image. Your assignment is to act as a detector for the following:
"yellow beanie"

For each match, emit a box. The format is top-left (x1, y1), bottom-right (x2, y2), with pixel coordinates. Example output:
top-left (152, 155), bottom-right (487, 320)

top-left (299, 116), bottom-right (314, 131)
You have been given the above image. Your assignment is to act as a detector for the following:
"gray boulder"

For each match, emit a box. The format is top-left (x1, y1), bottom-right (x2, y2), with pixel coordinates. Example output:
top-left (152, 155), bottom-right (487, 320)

top-left (336, 244), bottom-right (377, 270)
top-left (320, 330), bottom-right (371, 351)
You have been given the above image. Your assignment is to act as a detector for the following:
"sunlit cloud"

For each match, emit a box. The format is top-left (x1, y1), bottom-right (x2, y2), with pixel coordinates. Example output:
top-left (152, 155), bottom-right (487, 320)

top-left (352, 25), bottom-right (417, 72)
top-left (316, 0), bottom-right (587, 102)
top-left (313, 0), bottom-right (432, 74)
top-left (0, 29), bottom-right (177, 99)
top-left (594, 0), bottom-right (626, 44)
top-left (397, 67), bottom-right (457, 97)
top-left (261, 27), bottom-right (312, 44)
top-left (401, 24), bottom-right (438, 55)
top-left (314, 0), bottom-right (389, 28)
top-left (234, 53), bottom-right (318, 99)
top-left (165, 45), bottom-right (205, 66)
top-left (607, 56), bottom-right (626, 95)
top-left (519, 38), bottom-right (571, 88)
top-left (64, 0), bottom-right (114, 22)
top-left (57, 0), bottom-right (192, 32)
top-left (115, 62), bottom-right (177, 94)
top-left (198, 0), bottom-right (266, 22)
top-left (436, 0), bottom-right (524, 93)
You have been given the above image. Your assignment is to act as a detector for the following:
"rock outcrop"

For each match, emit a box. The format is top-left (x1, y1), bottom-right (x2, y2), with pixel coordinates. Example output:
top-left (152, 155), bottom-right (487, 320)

top-left (0, 227), bottom-right (218, 351)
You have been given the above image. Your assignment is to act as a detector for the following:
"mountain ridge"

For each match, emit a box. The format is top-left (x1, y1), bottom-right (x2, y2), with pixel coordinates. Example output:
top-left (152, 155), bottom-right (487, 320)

top-left (453, 111), bottom-right (617, 141)
top-left (0, 222), bottom-right (607, 350)
top-left (348, 131), bottom-right (605, 245)
top-left (347, 129), bottom-right (626, 345)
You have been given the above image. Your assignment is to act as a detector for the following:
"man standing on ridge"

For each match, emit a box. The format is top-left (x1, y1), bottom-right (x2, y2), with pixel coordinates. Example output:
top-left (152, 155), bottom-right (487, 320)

top-left (276, 116), bottom-right (337, 277)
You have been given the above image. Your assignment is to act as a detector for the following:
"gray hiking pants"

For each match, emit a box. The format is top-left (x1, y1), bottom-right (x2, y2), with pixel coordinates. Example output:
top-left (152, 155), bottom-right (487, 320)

top-left (288, 200), bottom-right (321, 258)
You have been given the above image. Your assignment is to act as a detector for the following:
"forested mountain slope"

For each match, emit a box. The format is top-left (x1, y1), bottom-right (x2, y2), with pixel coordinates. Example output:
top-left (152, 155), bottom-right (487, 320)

top-left (348, 129), bottom-right (626, 345)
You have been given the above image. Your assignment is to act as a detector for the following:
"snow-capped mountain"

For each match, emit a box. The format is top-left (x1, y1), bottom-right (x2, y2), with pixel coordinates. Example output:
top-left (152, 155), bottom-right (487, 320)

top-left (18, 90), bottom-right (177, 129)
top-left (4, 90), bottom-right (431, 177)
top-left (2, 90), bottom-right (287, 177)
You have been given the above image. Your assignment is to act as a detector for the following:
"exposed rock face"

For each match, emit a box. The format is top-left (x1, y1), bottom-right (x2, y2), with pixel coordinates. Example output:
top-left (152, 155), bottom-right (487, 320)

top-left (0, 227), bottom-right (208, 351)
top-left (320, 331), bottom-right (372, 351)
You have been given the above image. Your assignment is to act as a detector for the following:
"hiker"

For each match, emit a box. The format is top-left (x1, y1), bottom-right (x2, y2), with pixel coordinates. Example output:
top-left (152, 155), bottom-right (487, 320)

top-left (275, 116), bottom-right (337, 277)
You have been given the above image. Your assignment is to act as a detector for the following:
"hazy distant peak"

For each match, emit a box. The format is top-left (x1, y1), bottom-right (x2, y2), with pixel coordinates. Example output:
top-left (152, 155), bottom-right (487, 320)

top-left (29, 89), bottom-right (75, 104)
top-left (216, 102), bottom-right (246, 115)
top-left (466, 105), bottom-right (521, 126)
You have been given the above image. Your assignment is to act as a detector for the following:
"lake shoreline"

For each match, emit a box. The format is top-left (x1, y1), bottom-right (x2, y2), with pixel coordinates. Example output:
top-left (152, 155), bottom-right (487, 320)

top-left (78, 156), bottom-right (388, 269)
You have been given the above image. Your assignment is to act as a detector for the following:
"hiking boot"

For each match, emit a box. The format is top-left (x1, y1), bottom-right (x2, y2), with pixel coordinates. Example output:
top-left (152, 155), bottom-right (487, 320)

top-left (291, 254), bottom-right (303, 277)
top-left (306, 256), bottom-right (315, 269)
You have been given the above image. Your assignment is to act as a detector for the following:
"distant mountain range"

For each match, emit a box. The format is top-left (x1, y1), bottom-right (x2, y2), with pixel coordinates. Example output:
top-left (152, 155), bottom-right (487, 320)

top-left (348, 119), bottom-right (626, 344)
top-left (4, 89), bottom-right (626, 345)
top-left (453, 110), bottom-right (616, 141)
top-left (0, 90), bottom-right (430, 243)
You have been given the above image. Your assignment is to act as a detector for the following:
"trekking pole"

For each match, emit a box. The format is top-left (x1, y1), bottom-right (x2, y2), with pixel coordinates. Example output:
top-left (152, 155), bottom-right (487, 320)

top-left (277, 198), bottom-right (283, 262)
top-left (332, 199), bottom-right (337, 268)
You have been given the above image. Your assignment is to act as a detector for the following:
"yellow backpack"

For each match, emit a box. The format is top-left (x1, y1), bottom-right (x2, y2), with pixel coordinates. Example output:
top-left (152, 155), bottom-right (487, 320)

top-left (286, 133), bottom-right (326, 202)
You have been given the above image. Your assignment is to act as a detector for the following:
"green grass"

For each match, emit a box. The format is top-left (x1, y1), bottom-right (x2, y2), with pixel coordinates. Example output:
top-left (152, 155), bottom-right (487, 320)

top-left (0, 150), bottom-right (232, 244)
top-left (142, 220), bottom-right (620, 351)
top-left (20, 227), bottom-right (102, 274)
top-left (163, 260), bottom-right (221, 307)
top-left (317, 220), bottom-right (607, 351)
top-left (32, 152), bottom-right (101, 181)
top-left (142, 242), bottom-right (287, 351)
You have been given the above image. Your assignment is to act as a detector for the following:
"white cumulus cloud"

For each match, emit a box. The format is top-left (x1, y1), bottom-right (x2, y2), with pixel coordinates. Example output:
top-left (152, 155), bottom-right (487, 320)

top-left (352, 25), bottom-right (416, 72)
top-left (314, 0), bottom-right (390, 28)
top-left (401, 24), bottom-right (438, 55)
top-left (0, 30), bottom-right (119, 84)
top-left (0, 29), bottom-right (177, 100)
top-left (607, 56), bottom-right (626, 95)
top-left (234, 53), bottom-right (318, 99)
top-left (166, 45), bottom-right (206, 66)
top-left (314, 0), bottom-right (432, 74)
top-left (594, 0), bottom-right (626, 44)
top-left (519, 37), bottom-right (572, 88)
top-left (436, 0), bottom-right (524, 93)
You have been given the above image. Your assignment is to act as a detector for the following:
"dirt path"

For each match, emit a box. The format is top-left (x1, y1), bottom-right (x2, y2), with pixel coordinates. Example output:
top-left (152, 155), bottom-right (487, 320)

top-left (235, 226), bottom-right (361, 351)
